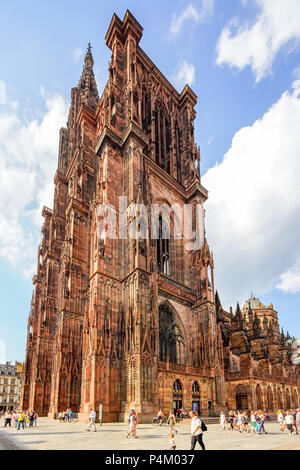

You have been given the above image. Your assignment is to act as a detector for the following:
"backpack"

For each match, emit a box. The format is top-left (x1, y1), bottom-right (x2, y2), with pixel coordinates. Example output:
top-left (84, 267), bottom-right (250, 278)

top-left (201, 420), bottom-right (207, 432)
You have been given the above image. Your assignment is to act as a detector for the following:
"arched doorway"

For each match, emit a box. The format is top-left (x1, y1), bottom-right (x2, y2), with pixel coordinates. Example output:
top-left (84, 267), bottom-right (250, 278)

top-left (192, 381), bottom-right (200, 415)
top-left (267, 386), bottom-right (273, 410)
top-left (173, 379), bottom-right (183, 415)
top-left (159, 305), bottom-right (184, 364)
top-left (235, 384), bottom-right (248, 410)
top-left (255, 384), bottom-right (263, 410)
top-left (286, 389), bottom-right (291, 409)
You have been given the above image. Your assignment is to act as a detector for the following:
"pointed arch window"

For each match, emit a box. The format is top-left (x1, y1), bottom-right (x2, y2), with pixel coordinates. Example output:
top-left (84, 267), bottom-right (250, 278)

top-left (159, 305), bottom-right (184, 363)
top-left (154, 103), bottom-right (171, 173)
top-left (156, 215), bottom-right (170, 275)
top-left (173, 379), bottom-right (182, 392)
top-left (142, 89), bottom-right (151, 133)
top-left (175, 122), bottom-right (181, 183)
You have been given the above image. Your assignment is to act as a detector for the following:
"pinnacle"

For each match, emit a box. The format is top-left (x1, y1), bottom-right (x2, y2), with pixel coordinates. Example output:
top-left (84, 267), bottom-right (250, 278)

top-left (84, 42), bottom-right (94, 69)
top-left (77, 42), bottom-right (99, 110)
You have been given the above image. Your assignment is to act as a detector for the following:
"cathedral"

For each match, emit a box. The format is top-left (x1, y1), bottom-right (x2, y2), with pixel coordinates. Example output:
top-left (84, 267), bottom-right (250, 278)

top-left (20, 11), bottom-right (300, 422)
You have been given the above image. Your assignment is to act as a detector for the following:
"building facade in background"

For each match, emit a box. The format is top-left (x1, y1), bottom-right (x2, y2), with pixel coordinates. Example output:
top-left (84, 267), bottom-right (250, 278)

top-left (0, 362), bottom-right (23, 412)
top-left (20, 11), bottom-right (300, 421)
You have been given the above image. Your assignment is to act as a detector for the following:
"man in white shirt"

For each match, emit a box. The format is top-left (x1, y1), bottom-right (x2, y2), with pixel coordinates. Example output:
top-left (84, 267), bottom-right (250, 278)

top-left (190, 411), bottom-right (205, 450)
top-left (284, 411), bottom-right (294, 435)
top-left (87, 408), bottom-right (97, 432)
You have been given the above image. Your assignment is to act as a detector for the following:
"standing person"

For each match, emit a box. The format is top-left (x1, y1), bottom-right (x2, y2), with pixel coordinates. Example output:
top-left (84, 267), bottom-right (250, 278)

top-left (219, 411), bottom-right (226, 431)
top-left (228, 411), bottom-right (235, 431)
top-left (277, 410), bottom-right (285, 431)
top-left (250, 411), bottom-right (258, 433)
top-left (242, 411), bottom-right (249, 433)
top-left (126, 410), bottom-right (138, 438)
top-left (87, 409), bottom-right (97, 432)
top-left (190, 411), bottom-right (205, 451)
top-left (284, 410), bottom-right (294, 435)
top-left (58, 411), bottom-right (63, 423)
top-left (69, 409), bottom-right (73, 422)
top-left (34, 411), bottom-right (38, 427)
top-left (13, 410), bottom-right (18, 428)
top-left (4, 410), bottom-right (12, 428)
top-left (237, 411), bottom-right (243, 432)
top-left (28, 410), bottom-right (35, 427)
top-left (291, 409), bottom-right (298, 435)
top-left (168, 410), bottom-right (177, 434)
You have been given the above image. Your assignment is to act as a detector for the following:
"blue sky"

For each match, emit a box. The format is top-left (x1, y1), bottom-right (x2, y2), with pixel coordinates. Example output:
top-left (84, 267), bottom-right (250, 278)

top-left (1, 0), bottom-right (300, 361)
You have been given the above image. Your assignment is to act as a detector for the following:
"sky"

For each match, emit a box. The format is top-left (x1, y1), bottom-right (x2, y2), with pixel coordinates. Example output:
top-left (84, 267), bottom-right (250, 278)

top-left (1, 0), bottom-right (300, 362)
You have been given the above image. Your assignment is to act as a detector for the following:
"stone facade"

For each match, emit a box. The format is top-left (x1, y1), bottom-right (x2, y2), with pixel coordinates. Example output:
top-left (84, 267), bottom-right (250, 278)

top-left (20, 11), bottom-right (300, 421)
top-left (221, 295), bottom-right (300, 411)
top-left (0, 362), bottom-right (23, 411)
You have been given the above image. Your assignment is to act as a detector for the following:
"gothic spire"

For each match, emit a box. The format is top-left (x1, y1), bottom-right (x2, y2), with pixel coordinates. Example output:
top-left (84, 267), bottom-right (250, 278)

top-left (77, 43), bottom-right (99, 110)
top-left (215, 290), bottom-right (221, 312)
top-left (235, 302), bottom-right (242, 318)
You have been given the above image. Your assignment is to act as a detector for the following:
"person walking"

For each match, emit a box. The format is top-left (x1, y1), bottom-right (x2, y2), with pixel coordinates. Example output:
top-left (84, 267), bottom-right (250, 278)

top-left (284, 410), bottom-right (294, 435)
top-left (4, 410), bottom-right (12, 428)
top-left (87, 409), bottom-right (97, 432)
top-left (190, 411), bottom-right (205, 451)
top-left (257, 411), bottom-right (267, 434)
top-left (17, 410), bottom-right (25, 430)
top-left (168, 410), bottom-right (177, 434)
top-left (296, 409), bottom-right (300, 434)
top-left (126, 410), bottom-right (138, 438)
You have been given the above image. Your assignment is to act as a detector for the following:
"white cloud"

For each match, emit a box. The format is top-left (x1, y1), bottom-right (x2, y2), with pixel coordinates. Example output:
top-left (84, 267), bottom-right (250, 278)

top-left (276, 258), bottom-right (300, 294)
top-left (0, 93), bottom-right (69, 277)
top-left (173, 60), bottom-right (196, 88)
top-left (0, 80), bottom-right (6, 104)
top-left (202, 79), bottom-right (300, 307)
top-left (170, 1), bottom-right (214, 35)
top-left (216, 0), bottom-right (300, 82)
top-left (10, 100), bottom-right (18, 111)
top-left (72, 48), bottom-right (83, 63)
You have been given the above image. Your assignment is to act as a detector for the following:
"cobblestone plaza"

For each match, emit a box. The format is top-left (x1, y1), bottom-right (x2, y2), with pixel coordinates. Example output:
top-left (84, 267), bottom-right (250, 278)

top-left (1, 418), bottom-right (300, 451)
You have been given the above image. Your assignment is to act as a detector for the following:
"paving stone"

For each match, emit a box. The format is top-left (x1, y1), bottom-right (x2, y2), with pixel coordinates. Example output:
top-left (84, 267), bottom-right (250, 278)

top-left (1, 418), bottom-right (300, 451)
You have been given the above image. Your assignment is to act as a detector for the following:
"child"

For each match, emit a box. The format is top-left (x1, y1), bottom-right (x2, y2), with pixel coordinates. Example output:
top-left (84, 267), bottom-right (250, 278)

top-left (169, 432), bottom-right (176, 450)
top-left (220, 411), bottom-right (226, 430)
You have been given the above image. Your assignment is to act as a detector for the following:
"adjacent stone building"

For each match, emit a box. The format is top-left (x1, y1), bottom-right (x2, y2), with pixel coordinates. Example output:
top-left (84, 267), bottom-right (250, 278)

top-left (218, 295), bottom-right (299, 411)
top-left (20, 11), bottom-right (300, 421)
top-left (0, 362), bottom-right (23, 412)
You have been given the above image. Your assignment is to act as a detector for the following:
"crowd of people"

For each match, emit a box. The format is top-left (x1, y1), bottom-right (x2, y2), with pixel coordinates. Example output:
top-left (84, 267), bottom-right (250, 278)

top-left (0, 409), bottom-right (38, 430)
top-left (219, 408), bottom-right (300, 435)
top-left (122, 407), bottom-right (206, 450)
top-left (2, 405), bottom-right (300, 450)
top-left (277, 409), bottom-right (300, 435)
top-left (57, 409), bottom-right (73, 422)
